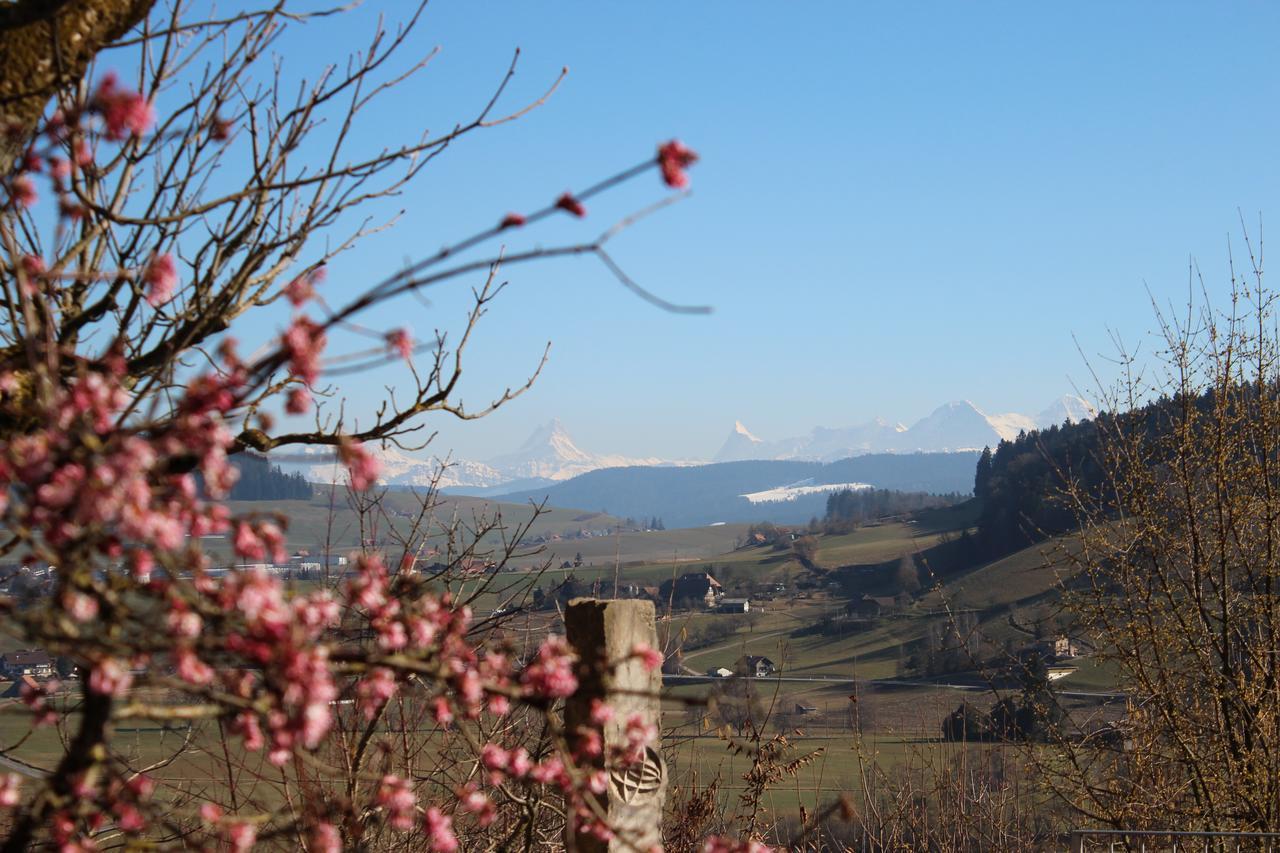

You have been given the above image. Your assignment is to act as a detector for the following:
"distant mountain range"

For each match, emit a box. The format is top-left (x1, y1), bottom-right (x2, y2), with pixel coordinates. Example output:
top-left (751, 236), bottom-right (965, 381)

top-left (715, 396), bottom-right (1095, 462)
top-left (271, 397), bottom-right (1094, 497)
top-left (270, 418), bottom-right (667, 492)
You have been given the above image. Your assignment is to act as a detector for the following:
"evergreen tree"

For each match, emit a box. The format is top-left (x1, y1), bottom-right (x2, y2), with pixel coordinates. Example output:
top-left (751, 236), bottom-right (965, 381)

top-left (974, 445), bottom-right (993, 498)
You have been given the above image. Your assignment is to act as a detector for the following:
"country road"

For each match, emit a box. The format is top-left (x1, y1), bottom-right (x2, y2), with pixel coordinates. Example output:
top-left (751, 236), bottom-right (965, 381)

top-left (662, 673), bottom-right (1126, 702)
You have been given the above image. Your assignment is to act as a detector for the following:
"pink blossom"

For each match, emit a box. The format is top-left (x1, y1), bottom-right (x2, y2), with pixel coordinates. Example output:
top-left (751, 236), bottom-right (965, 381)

top-left (357, 667), bottom-right (398, 718)
top-left (233, 521), bottom-right (265, 561)
top-left (18, 255), bottom-right (45, 295)
top-left (232, 711), bottom-right (264, 751)
top-left (167, 607), bottom-right (202, 639)
top-left (575, 728), bottom-right (603, 759)
top-left (658, 139), bottom-right (699, 189)
top-left (376, 616), bottom-right (407, 651)
top-left (509, 747), bottom-right (532, 777)
top-left (555, 192), bottom-right (586, 217)
top-left (292, 592), bottom-right (339, 630)
top-left (258, 521), bottom-right (287, 563)
top-left (74, 139), bottom-right (94, 168)
top-left (92, 73), bottom-right (155, 139)
top-left (499, 212), bottom-right (526, 229)
top-left (10, 175), bottom-right (36, 209)
top-left (589, 699), bottom-right (615, 726)
top-left (424, 807), bottom-right (458, 853)
top-left (227, 821), bottom-right (257, 852)
top-left (622, 712), bottom-right (658, 763)
top-left (338, 440), bottom-right (380, 491)
top-left (49, 157), bottom-right (70, 182)
top-left (376, 775), bottom-right (417, 831)
top-left (458, 783), bottom-right (496, 826)
top-left (284, 273), bottom-right (317, 307)
top-left (62, 588), bottom-right (99, 622)
top-left (347, 554), bottom-right (388, 610)
top-left (0, 774), bottom-right (20, 807)
top-left (144, 254), bottom-right (177, 307)
top-left (386, 328), bottom-right (414, 361)
top-left (199, 802), bottom-right (223, 824)
top-left (431, 696), bottom-right (454, 725)
top-left (176, 647), bottom-right (214, 686)
top-left (286, 387), bottom-right (311, 414)
top-left (282, 316), bottom-right (326, 385)
top-left (632, 641), bottom-right (664, 672)
top-left (115, 803), bottom-right (145, 832)
top-left (520, 635), bottom-right (578, 699)
top-left (480, 742), bottom-right (509, 773)
top-left (87, 658), bottom-right (132, 697)
top-left (529, 755), bottom-right (565, 785)
top-left (310, 822), bottom-right (341, 853)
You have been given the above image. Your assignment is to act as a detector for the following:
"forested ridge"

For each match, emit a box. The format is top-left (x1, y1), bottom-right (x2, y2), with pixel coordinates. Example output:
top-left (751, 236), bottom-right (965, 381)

top-left (225, 453), bottom-right (313, 501)
top-left (973, 388), bottom-right (1240, 557)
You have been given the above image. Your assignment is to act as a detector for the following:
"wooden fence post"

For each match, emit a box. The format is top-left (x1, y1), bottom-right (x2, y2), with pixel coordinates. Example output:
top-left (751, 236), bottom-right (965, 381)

top-left (564, 597), bottom-right (666, 852)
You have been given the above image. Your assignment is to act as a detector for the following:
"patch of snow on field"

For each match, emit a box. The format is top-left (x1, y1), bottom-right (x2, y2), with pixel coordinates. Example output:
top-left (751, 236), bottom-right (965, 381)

top-left (740, 479), bottom-right (873, 504)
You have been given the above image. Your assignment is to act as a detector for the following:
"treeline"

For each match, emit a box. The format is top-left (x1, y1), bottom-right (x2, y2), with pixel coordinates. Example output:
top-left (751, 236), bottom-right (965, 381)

top-left (972, 388), bottom-right (1256, 557)
top-left (224, 453), bottom-right (313, 501)
top-left (823, 488), bottom-right (962, 534)
top-left (974, 417), bottom-right (1103, 557)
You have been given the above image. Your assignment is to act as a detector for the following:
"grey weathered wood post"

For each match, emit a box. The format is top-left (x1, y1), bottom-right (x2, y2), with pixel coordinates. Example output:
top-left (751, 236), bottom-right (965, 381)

top-left (564, 597), bottom-right (666, 852)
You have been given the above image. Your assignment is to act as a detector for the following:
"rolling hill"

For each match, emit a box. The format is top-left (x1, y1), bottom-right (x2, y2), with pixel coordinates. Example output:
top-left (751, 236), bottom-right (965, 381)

top-left (493, 452), bottom-right (979, 528)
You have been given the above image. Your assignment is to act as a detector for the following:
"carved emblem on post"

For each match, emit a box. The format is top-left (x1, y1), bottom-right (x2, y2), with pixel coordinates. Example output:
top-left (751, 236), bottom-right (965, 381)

top-left (564, 598), bottom-right (666, 852)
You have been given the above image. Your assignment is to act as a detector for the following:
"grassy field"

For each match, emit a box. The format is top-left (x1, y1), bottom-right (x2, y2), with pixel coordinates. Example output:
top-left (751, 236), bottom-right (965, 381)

top-left (219, 492), bottom-right (748, 570)
top-left (0, 499), bottom-right (1120, 826)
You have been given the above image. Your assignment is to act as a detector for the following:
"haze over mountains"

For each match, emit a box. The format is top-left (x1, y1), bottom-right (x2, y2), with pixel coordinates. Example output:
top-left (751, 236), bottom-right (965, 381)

top-left (715, 396), bottom-right (1095, 462)
top-left (272, 396), bottom-right (1094, 496)
top-left (272, 418), bottom-right (665, 492)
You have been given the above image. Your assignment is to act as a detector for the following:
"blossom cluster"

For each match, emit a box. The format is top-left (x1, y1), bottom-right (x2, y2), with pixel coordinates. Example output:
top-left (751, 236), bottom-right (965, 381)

top-left (0, 66), bottom-right (730, 851)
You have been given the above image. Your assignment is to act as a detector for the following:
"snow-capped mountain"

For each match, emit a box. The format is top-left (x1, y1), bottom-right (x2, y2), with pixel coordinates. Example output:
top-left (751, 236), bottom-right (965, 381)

top-left (899, 401), bottom-right (1020, 451)
top-left (716, 421), bottom-right (766, 461)
top-left (715, 397), bottom-right (1095, 462)
top-left (273, 397), bottom-right (1100, 491)
top-left (269, 444), bottom-right (507, 490)
top-left (1036, 395), bottom-right (1096, 428)
top-left (714, 418), bottom-right (906, 462)
top-left (272, 419), bottom-right (663, 490)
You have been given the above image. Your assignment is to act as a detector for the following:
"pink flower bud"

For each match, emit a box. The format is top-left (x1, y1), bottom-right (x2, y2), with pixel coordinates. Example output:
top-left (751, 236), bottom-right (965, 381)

top-left (555, 192), bottom-right (586, 218)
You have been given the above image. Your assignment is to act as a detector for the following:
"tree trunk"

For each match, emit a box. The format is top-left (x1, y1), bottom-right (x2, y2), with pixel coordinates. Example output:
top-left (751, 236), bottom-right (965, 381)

top-left (0, 0), bottom-right (155, 170)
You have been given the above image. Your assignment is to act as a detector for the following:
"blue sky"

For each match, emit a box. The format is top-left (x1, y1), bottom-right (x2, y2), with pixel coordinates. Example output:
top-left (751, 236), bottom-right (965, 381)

top-left (252, 2), bottom-right (1280, 460)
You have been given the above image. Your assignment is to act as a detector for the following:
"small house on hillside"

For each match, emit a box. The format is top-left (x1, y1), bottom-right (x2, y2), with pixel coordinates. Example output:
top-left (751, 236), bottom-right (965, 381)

top-left (659, 573), bottom-right (724, 609)
top-left (795, 703), bottom-right (818, 715)
top-left (1052, 636), bottom-right (1081, 659)
top-left (845, 593), bottom-right (896, 619)
top-left (718, 598), bottom-right (750, 614)
top-left (1017, 635), bottom-right (1083, 666)
top-left (1, 649), bottom-right (52, 680)
top-left (735, 655), bottom-right (776, 678)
